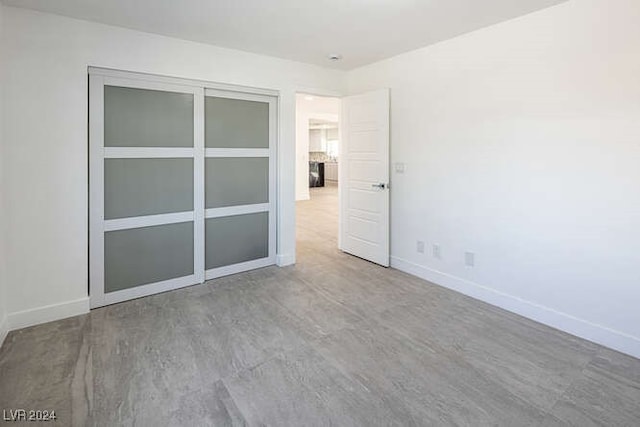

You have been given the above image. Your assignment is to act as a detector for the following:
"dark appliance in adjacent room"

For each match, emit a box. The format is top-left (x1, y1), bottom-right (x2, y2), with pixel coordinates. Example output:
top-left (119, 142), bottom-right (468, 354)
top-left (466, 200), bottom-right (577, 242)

top-left (309, 161), bottom-right (325, 187)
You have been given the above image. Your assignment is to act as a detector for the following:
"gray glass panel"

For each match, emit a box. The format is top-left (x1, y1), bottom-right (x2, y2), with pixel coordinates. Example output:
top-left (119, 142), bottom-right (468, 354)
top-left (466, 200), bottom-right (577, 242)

top-left (205, 158), bottom-right (268, 208)
top-left (105, 158), bottom-right (193, 220)
top-left (105, 86), bottom-right (194, 147)
top-left (105, 222), bottom-right (194, 293)
top-left (206, 212), bottom-right (269, 269)
top-left (205, 96), bottom-right (269, 148)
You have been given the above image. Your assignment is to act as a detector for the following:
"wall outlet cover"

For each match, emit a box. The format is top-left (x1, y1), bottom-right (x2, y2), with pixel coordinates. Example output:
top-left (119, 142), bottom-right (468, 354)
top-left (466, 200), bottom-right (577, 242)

top-left (433, 244), bottom-right (441, 259)
top-left (465, 251), bottom-right (475, 267)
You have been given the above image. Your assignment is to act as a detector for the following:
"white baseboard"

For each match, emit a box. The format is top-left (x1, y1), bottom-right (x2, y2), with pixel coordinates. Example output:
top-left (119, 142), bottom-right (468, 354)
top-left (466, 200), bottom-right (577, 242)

top-left (296, 192), bottom-right (310, 201)
top-left (7, 297), bottom-right (90, 332)
top-left (276, 253), bottom-right (296, 267)
top-left (391, 256), bottom-right (640, 359)
top-left (0, 314), bottom-right (8, 348)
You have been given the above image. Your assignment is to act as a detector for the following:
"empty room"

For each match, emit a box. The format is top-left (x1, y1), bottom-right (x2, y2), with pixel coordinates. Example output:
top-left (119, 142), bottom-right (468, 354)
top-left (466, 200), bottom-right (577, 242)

top-left (0, 0), bottom-right (639, 425)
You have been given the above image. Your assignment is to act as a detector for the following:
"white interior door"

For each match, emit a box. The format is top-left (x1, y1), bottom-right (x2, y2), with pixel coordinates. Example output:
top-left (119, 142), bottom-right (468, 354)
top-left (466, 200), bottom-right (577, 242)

top-left (339, 89), bottom-right (390, 266)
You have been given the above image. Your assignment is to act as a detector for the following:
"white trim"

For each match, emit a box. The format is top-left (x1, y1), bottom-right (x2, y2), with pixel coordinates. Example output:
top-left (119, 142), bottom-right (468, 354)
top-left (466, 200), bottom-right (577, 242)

top-left (0, 315), bottom-right (8, 348)
top-left (268, 96), bottom-right (278, 266)
top-left (276, 253), bottom-right (296, 267)
top-left (7, 298), bottom-right (90, 332)
top-left (104, 147), bottom-right (194, 158)
top-left (296, 191), bottom-right (310, 202)
top-left (101, 275), bottom-right (198, 307)
top-left (205, 148), bottom-right (269, 158)
top-left (295, 87), bottom-right (343, 98)
top-left (89, 67), bottom-right (279, 97)
top-left (193, 87), bottom-right (206, 285)
top-left (390, 256), bottom-right (640, 359)
top-left (104, 76), bottom-right (199, 96)
top-left (205, 88), bottom-right (275, 102)
top-left (89, 74), bottom-right (106, 308)
top-left (205, 203), bottom-right (269, 219)
top-left (104, 211), bottom-right (194, 232)
top-left (205, 258), bottom-right (273, 281)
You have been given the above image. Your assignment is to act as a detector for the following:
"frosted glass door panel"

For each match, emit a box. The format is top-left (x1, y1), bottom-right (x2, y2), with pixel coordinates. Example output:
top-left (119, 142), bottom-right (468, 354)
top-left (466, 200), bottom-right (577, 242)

top-left (205, 158), bottom-right (268, 208)
top-left (105, 86), bottom-right (194, 147)
top-left (105, 158), bottom-right (194, 219)
top-left (205, 97), bottom-right (268, 148)
top-left (105, 221), bottom-right (194, 293)
top-left (206, 213), bottom-right (268, 269)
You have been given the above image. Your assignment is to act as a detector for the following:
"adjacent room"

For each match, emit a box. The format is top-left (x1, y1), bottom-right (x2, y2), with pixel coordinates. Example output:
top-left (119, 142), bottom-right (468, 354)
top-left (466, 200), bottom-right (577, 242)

top-left (1, 0), bottom-right (639, 425)
top-left (296, 93), bottom-right (341, 259)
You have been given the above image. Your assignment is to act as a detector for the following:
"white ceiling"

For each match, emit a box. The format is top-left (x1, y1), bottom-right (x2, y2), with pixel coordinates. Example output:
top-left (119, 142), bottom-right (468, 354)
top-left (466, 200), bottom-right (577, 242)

top-left (2, 0), bottom-right (565, 70)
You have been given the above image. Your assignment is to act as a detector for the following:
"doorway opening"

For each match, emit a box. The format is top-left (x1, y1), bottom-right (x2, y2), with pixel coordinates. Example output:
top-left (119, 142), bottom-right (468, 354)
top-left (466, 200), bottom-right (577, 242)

top-left (295, 93), bottom-right (341, 258)
top-left (295, 89), bottom-right (390, 267)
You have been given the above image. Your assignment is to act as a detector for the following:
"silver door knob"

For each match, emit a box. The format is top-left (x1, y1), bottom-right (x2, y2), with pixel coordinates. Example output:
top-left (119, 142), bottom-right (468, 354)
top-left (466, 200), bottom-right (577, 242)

top-left (371, 183), bottom-right (387, 189)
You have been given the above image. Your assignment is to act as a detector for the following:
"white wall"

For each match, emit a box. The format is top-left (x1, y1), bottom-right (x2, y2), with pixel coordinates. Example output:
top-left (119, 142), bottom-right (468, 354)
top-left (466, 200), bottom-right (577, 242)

top-left (295, 95), bottom-right (340, 200)
top-left (0, 3), bottom-right (8, 346)
top-left (1, 6), bottom-right (345, 331)
top-left (348, 0), bottom-right (640, 358)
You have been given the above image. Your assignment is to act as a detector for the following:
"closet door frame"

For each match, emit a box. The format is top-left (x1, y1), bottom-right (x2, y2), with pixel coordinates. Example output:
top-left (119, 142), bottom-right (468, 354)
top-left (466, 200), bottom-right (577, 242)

top-left (89, 67), bottom-right (278, 308)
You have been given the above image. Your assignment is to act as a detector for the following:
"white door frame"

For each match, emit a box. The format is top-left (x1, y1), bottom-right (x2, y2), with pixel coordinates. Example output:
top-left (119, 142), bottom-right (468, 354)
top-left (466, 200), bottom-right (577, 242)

top-left (89, 67), bottom-right (279, 308)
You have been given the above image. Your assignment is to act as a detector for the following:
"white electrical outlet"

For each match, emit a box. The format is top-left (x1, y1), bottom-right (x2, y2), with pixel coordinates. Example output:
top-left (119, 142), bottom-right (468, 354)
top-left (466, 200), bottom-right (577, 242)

top-left (394, 163), bottom-right (406, 174)
top-left (465, 252), bottom-right (475, 267)
top-left (432, 244), bottom-right (441, 259)
top-left (417, 240), bottom-right (425, 253)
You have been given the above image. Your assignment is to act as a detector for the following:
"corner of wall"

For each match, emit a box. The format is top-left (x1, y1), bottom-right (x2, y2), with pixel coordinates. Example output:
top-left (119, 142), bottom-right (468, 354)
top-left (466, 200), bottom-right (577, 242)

top-left (296, 190), bottom-right (310, 201)
top-left (276, 253), bottom-right (296, 267)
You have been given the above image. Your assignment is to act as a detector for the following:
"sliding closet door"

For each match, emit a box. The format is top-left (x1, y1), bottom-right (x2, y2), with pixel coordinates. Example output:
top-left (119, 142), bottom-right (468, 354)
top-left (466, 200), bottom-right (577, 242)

top-left (204, 90), bottom-right (276, 280)
top-left (89, 74), bottom-right (205, 308)
top-left (89, 69), bottom-right (277, 308)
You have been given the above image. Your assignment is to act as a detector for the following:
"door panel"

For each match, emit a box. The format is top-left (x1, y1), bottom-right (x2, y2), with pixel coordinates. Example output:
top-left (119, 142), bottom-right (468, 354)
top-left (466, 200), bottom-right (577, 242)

top-left (340, 89), bottom-right (390, 266)
top-left (349, 159), bottom-right (379, 182)
top-left (104, 85), bottom-right (194, 147)
top-left (347, 216), bottom-right (379, 244)
top-left (348, 188), bottom-right (379, 213)
top-left (205, 212), bottom-right (269, 269)
top-left (104, 158), bottom-right (194, 219)
top-left (205, 157), bottom-right (269, 208)
top-left (91, 76), bottom-right (201, 308)
top-left (205, 96), bottom-right (269, 148)
top-left (203, 90), bottom-right (276, 281)
top-left (349, 130), bottom-right (379, 153)
top-left (105, 222), bottom-right (194, 293)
